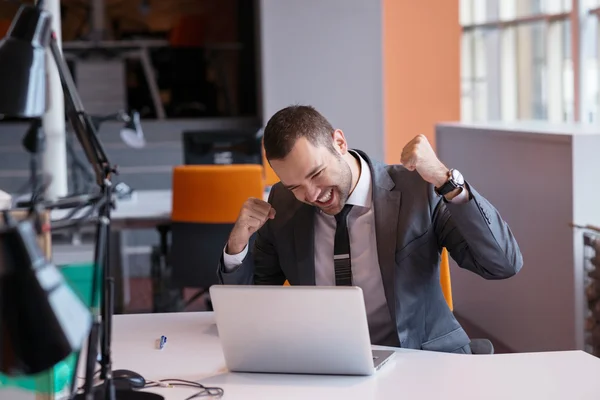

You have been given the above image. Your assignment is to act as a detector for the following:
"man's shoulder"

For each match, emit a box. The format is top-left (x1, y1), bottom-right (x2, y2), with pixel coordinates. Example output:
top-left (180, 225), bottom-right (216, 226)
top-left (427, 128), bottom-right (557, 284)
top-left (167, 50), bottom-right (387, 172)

top-left (364, 154), bottom-right (431, 191)
top-left (267, 182), bottom-right (304, 213)
top-left (370, 160), bottom-right (437, 213)
top-left (261, 183), bottom-right (307, 236)
top-left (355, 150), bottom-right (419, 180)
top-left (268, 181), bottom-right (292, 201)
top-left (386, 164), bottom-right (427, 184)
top-left (381, 162), bottom-right (410, 177)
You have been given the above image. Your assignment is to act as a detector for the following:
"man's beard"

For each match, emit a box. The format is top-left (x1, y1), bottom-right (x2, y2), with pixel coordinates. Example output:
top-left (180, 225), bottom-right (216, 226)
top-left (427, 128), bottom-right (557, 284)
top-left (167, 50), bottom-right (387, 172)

top-left (320, 157), bottom-right (352, 216)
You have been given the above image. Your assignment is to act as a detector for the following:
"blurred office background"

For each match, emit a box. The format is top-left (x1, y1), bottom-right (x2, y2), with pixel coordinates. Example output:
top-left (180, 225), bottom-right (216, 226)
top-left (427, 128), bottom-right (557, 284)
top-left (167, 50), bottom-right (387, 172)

top-left (0, 0), bottom-right (599, 357)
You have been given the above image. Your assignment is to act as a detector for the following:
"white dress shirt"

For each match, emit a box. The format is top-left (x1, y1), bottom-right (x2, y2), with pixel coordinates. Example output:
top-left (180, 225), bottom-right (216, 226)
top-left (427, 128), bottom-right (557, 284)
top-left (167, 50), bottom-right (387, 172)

top-left (223, 152), bottom-right (468, 345)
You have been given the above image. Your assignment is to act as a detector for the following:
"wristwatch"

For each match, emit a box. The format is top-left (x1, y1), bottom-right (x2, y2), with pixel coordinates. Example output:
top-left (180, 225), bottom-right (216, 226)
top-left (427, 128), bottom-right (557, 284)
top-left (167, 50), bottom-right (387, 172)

top-left (434, 169), bottom-right (465, 196)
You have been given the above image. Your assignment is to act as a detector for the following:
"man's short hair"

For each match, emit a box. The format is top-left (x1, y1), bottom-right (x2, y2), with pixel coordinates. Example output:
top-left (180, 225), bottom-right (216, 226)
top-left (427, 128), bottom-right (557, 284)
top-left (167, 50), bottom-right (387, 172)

top-left (263, 105), bottom-right (336, 160)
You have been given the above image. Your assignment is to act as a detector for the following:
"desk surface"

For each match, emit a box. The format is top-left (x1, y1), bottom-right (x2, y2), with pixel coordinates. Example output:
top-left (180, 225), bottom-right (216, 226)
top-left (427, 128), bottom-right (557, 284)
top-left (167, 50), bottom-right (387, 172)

top-left (49, 190), bottom-right (172, 230)
top-left (106, 190), bottom-right (173, 229)
top-left (105, 312), bottom-right (600, 400)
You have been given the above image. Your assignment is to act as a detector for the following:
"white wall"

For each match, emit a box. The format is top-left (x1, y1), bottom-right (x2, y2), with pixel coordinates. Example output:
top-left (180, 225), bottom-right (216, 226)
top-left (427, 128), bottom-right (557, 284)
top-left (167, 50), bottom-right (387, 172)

top-left (259, 0), bottom-right (384, 161)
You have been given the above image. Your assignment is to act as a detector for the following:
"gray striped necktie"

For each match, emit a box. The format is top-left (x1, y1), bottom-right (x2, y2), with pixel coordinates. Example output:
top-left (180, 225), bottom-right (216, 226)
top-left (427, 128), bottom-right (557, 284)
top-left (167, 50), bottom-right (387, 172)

top-left (334, 204), bottom-right (353, 286)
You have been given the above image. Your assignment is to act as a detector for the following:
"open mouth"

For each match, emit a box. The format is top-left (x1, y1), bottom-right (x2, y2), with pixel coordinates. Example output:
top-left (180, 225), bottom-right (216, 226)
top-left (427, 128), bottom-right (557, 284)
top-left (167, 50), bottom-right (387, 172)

top-left (315, 188), bottom-right (335, 208)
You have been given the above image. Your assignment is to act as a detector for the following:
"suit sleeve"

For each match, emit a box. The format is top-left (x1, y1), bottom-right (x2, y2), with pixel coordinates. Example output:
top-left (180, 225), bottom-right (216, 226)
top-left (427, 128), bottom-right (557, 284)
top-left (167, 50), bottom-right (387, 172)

top-left (431, 182), bottom-right (523, 279)
top-left (216, 190), bottom-right (287, 285)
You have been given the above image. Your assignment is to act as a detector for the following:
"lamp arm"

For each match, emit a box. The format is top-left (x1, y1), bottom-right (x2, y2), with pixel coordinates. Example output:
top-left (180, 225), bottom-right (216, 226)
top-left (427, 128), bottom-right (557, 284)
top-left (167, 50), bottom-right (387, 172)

top-left (48, 31), bottom-right (118, 399)
top-left (49, 31), bottom-right (114, 186)
top-left (91, 111), bottom-right (129, 130)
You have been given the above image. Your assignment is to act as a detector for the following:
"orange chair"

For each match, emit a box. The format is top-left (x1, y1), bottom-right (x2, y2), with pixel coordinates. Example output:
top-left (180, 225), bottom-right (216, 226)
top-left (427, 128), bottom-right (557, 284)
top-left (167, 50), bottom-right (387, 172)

top-left (285, 249), bottom-right (452, 298)
top-left (0, 19), bottom-right (11, 38)
top-left (263, 151), bottom-right (279, 187)
top-left (439, 248), bottom-right (494, 354)
top-left (440, 248), bottom-right (453, 311)
top-left (286, 248), bottom-right (452, 312)
top-left (284, 247), bottom-right (491, 352)
top-left (169, 164), bottom-right (264, 306)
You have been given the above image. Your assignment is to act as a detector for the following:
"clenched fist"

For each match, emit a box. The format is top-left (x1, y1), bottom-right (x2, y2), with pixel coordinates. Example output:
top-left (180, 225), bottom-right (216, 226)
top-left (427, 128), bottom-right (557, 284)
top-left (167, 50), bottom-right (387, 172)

top-left (226, 197), bottom-right (276, 255)
top-left (400, 134), bottom-right (449, 188)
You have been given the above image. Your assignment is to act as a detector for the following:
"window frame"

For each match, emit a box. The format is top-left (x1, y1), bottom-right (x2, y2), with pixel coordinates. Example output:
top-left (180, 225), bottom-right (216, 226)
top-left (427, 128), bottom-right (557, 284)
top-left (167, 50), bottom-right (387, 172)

top-left (460, 0), bottom-right (580, 122)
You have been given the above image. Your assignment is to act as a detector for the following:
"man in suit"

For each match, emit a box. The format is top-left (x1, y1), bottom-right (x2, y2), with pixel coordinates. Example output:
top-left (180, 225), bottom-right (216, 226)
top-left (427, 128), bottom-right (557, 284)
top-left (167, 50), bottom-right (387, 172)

top-left (217, 105), bottom-right (522, 354)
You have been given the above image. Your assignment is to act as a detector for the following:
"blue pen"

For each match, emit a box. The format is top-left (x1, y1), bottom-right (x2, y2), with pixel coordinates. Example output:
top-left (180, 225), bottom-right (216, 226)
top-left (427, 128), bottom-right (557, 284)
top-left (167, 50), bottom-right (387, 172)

top-left (159, 335), bottom-right (167, 350)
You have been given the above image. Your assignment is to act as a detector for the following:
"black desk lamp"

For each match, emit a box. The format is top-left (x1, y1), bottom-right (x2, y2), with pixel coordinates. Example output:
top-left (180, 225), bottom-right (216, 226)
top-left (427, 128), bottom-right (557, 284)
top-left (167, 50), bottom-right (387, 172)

top-left (67, 110), bottom-right (145, 197)
top-left (119, 111), bottom-right (146, 149)
top-left (0, 3), bottom-right (162, 399)
top-left (91, 110), bottom-right (146, 149)
top-left (0, 210), bottom-right (92, 376)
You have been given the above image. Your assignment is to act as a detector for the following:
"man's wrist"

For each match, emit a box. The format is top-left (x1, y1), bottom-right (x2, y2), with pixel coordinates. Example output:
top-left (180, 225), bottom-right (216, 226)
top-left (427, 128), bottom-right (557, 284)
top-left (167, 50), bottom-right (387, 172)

top-left (226, 239), bottom-right (246, 255)
top-left (223, 243), bottom-right (248, 271)
top-left (433, 167), bottom-right (450, 188)
top-left (444, 187), bottom-right (464, 201)
top-left (435, 168), bottom-right (467, 199)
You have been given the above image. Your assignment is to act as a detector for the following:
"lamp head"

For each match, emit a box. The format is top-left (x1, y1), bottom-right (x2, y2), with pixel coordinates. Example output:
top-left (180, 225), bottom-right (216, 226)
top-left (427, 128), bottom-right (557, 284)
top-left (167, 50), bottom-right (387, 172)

top-left (120, 111), bottom-right (146, 149)
top-left (0, 5), bottom-right (52, 119)
top-left (0, 211), bottom-right (91, 376)
top-left (22, 118), bottom-right (45, 154)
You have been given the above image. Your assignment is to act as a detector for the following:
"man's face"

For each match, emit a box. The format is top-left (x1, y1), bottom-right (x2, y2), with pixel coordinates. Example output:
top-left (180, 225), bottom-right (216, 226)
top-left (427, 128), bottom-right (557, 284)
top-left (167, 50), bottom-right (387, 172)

top-left (270, 131), bottom-right (352, 215)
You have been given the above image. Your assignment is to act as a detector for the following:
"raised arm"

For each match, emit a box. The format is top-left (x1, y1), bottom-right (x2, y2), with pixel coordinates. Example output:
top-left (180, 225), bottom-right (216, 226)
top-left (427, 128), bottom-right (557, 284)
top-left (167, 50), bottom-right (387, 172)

top-left (400, 133), bottom-right (522, 279)
top-left (431, 183), bottom-right (523, 279)
top-left (217, 192), bottom-right (286, 285)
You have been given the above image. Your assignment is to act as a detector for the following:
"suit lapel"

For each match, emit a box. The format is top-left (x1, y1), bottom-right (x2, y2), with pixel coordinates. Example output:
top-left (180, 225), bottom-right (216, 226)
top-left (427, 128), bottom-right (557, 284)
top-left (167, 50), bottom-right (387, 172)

top-left (290, 150), bottom-right (401, 322)
top-left (356, 150), bottom-right (400, 325)
top-left (373, 184), bottom-right (400, 323)
top-left (293, 204), bottom-right (316, 285)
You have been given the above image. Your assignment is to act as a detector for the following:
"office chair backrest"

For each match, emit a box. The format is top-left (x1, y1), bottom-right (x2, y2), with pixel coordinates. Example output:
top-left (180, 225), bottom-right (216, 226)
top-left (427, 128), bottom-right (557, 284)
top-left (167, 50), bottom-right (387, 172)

top-left (171, 165), bottom-right (264, 287)
top-left (287, 248), bottom-right (492, 353)
top-left (284, 247), bottom-right (454, 313)
top-left (438, 248), bottom-right (494, 354)
top-left (0, 19), bottom-right (10, 38)
top-left (263, 151), bottom-right (279, 186)
top-left (440, 248), bottom-right (453, 311)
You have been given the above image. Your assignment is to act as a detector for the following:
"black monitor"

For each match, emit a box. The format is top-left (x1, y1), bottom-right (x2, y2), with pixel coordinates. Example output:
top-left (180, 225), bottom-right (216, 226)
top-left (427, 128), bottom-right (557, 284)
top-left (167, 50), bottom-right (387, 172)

top-left (182, 128), bottom-right (264, 165)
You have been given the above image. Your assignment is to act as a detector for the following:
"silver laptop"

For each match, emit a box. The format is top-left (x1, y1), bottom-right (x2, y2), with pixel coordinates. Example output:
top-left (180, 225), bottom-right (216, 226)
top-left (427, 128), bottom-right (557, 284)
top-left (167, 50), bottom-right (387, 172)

top-left (209, 285), bottom-right (395, 376)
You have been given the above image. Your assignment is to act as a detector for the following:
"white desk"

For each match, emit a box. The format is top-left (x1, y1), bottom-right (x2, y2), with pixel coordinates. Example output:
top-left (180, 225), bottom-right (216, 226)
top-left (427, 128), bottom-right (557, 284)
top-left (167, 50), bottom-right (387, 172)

top-left (50, 189), bottom-right (172, 231)
top-left (102, 312), bottom-right (600, 400)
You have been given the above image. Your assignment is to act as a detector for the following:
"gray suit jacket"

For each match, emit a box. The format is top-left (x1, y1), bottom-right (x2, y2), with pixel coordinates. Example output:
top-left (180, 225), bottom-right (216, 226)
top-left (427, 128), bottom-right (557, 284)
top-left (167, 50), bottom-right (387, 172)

top-left (217, 150), bottom-right (523, 353)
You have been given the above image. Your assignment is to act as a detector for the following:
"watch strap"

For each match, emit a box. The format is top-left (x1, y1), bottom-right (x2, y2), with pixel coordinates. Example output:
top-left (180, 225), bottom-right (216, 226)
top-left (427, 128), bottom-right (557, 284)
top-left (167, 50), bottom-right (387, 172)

top-left (435, 179), bottom-right (458, 196)
top-left (435, 169), bottom-right (464, 196)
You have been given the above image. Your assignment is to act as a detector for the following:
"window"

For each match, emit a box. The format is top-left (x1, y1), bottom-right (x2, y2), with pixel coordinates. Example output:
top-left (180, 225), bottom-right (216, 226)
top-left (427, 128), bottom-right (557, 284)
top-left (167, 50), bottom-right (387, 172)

top-left (583, 0), bottom-right (600, 122)
top-left (460, 0), bottom-right (575, 122)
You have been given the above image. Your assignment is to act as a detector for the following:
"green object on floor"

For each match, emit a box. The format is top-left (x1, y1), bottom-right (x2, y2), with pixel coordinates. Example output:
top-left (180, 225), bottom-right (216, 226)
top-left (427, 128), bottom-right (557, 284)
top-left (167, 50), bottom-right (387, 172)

top-left (0, 262), bottom-right (98, 398)
top-left (61, 262), bottom-right (102, 309)
top-left (0, 353), bottom-right (78, 396)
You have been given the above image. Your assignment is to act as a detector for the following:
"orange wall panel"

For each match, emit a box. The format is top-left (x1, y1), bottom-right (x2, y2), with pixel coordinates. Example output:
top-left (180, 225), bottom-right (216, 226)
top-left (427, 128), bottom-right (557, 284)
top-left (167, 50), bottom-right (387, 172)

top-left (383, 1), bottom-right (460, 163)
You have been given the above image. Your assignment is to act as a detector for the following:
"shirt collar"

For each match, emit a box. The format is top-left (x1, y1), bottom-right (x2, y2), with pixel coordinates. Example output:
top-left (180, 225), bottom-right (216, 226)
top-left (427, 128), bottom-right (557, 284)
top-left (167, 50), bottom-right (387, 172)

top-left (345, 150), bottom-right (372, 209)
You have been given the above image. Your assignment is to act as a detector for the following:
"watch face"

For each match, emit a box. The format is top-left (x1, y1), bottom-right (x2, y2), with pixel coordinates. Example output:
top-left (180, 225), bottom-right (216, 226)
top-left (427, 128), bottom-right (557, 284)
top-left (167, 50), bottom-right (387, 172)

top-left (450, 169), bottom-right (464, 185)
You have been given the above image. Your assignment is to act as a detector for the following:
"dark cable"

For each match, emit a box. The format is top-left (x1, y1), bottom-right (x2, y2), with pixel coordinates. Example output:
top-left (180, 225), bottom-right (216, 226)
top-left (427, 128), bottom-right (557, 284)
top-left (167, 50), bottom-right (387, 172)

top-left (52, 194), bottom-right (105, 222)
top-left (183, 388), bottom-right (224, 400)
top-left (144, 379), bottom-right (223, 399)
top-left (74, 374), bottom-right (224, 398)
